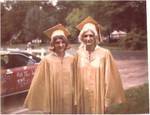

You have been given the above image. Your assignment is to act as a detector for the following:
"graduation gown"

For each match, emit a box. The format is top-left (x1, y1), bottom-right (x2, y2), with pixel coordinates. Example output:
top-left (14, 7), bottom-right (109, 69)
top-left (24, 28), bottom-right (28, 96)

top-left (74, 45), bottom-right (126, 114)
top-left (24, 52), bottom-right (74, 114)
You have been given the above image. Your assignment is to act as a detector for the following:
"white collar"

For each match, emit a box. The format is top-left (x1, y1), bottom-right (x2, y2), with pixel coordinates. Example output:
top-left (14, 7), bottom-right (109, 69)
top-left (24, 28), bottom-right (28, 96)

top-left (82, 45), bottom-right (99, 52)
top-left (51, 51), bottom-right (71, 58)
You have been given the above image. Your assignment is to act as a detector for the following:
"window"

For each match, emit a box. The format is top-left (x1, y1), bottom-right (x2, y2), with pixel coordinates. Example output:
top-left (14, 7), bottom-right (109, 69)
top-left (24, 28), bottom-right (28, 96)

top-left (1, 54), bottom-right (34, 69)
top-left (20, 52), bottom-right (41, 62)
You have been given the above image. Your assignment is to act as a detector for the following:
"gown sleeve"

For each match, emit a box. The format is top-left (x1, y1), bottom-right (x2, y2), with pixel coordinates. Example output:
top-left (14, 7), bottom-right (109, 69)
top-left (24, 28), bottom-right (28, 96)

top-left (73, 54), bottom-right (78, 106)
top-left (24, 58), bottom-right (50, 112)
top-left (104, 50), bottom-right (126, 108)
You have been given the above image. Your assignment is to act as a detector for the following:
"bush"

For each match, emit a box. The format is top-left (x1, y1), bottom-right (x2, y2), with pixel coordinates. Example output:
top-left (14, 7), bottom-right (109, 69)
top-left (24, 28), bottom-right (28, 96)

top-left (106, 84), bottom-right (149, 114)
top-left (119, 29), bottom-right (147, 50)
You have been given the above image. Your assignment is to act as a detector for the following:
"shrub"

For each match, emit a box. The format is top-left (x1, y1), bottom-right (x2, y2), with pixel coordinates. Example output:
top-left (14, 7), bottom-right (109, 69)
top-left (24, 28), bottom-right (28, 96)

top-left (106, 84), bottom-right (149, 114)
top-left (119, 29), bottom-right (147, 50)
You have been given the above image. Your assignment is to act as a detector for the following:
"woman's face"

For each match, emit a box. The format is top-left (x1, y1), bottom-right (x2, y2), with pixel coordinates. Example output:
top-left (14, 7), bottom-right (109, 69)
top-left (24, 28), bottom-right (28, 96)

top-left (53, 37), bottom-right (67, 53)
top-left (82, 30), bottom-right (96, 46)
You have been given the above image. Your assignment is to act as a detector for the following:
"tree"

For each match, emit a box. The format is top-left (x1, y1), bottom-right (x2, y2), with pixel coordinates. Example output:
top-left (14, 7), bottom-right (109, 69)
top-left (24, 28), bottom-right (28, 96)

top-left (65, 8), bottom-right (91, 41)
top-left (87, 1), bottom-right (147, 48)
top-left (1, 1), bottom-right (28, 44)
top-left (23, 5), bottom-right (49, 42)
top-left (1, 0), bottom-right (147, 49)
top-left (1, 1), bottom-right (60, 44)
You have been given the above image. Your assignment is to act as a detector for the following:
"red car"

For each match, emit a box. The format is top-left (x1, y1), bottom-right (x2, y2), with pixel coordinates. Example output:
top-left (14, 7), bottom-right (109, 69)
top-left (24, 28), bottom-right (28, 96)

top-left (1, 51), bottom-right (41, 98)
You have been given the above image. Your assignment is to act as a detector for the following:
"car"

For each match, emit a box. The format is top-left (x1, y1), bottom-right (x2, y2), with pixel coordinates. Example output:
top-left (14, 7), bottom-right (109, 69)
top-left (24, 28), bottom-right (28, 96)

top-left (1, 51), bottom-right (41, 98)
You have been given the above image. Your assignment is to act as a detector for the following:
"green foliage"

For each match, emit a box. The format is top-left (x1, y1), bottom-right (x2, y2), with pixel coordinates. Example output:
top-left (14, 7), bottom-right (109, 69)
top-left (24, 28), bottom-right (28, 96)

top-left (23, 5), bottom-right (49, 42)
top-left (89, 1), bottom-right (146, 35)
top-left (107, 84), bottom-right (149, 114)
top-left (119, 29), bottom-right (147, 50)
top-left (1, 2), bottom-right (27, 43)
top-left (1, 1), bottom-right (147, 47)
top-left (102, 1), bottom-right (146, 32)
top-left (65, 8), bottom-right (90, 41)
top-left (125, 84), bottom-right (149, 113)
top-left (64, 1), bottom-right (97, 41)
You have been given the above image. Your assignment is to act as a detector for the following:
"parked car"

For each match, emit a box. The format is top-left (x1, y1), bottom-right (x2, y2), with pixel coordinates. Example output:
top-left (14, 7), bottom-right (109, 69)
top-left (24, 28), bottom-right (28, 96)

top-left (0, 51), bottom-right (41, 98)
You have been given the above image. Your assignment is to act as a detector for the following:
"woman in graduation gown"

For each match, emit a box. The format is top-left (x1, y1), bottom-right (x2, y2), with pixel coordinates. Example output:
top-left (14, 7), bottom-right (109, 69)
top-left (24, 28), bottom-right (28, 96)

top-left (74, 16), bottom-right (126, 114)
top-left (24, 24), bottom-right (74, 114)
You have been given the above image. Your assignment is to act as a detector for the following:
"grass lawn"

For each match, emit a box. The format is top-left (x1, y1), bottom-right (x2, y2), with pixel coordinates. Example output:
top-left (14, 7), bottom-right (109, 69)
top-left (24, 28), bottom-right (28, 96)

top-left (106, 83), bottom-right (149, 114)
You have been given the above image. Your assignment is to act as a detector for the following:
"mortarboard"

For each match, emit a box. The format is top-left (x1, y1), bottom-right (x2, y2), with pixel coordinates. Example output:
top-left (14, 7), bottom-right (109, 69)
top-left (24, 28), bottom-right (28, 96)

top-left (44, 24), bottom-right (70, 40)
top-left (76, 16), bottom-right (99, 31)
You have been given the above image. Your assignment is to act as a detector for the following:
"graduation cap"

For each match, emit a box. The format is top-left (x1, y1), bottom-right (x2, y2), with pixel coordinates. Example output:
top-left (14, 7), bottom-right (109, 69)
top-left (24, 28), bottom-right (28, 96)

top-left (76, 16), bottom-right (99, 31)
top-left (44, 24), bottom-right (70, 40)
top-left (76, 16), bottom-right (103, 42)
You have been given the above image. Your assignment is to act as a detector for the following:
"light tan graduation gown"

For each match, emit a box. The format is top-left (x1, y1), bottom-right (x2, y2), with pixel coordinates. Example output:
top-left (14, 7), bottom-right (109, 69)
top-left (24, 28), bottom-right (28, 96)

top-left (24, 52), bottom-right (74, 114)
top-left (74, 45), bottom-right (126, 114)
